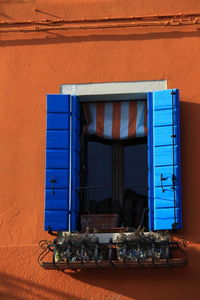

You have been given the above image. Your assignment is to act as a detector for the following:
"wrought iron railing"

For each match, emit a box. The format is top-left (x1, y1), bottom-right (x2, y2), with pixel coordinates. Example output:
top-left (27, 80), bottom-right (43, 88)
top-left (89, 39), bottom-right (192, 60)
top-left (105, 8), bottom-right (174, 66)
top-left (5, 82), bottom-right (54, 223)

top-left (38, 238), bottom-right (187, 270)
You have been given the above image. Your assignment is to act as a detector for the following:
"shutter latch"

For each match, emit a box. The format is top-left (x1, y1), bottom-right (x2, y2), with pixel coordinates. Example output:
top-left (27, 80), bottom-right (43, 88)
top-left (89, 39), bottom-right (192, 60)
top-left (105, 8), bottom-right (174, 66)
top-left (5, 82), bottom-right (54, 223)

top-left (160, 173), bottom-right (167, 193)
top-left (51, 176), bottom-right (56, 195)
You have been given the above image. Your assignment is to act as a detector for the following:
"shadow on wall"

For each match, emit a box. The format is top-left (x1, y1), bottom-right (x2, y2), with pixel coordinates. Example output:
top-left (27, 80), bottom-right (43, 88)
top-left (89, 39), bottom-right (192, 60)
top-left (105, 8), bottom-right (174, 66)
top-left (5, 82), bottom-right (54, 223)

top-left (68, 245), bottom-right (200, 300)
top-left (1, 245), bottom-right (200, 300)
top-left (180, 101), bottom-right (200, 241)
top-left (0, 272), bottom-right (82, 300)
top-left (1, 29), bottom-right (200, 47)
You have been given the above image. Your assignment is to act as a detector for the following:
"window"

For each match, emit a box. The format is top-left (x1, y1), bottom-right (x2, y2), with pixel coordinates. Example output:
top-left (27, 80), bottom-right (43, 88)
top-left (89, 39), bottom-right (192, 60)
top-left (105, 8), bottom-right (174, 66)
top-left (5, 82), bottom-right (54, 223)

top-left (82, 139), bottom-right (113, 215)
top-left (80, 136), bottom-right (148, 230)
top-left (45, 88), bottom-right (182, 233)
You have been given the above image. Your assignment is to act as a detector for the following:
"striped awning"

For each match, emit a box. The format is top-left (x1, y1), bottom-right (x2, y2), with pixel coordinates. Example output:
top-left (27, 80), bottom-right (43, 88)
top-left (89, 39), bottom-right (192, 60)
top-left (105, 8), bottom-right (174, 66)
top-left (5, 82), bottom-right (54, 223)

top-left (83, 100), bottom-right (147, 140)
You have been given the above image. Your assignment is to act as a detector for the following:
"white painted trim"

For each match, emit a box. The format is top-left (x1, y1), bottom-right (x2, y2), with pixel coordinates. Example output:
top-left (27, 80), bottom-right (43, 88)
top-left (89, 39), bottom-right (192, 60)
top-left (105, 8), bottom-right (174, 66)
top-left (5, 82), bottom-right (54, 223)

top-left (61, 80), bottom-right (167, 101)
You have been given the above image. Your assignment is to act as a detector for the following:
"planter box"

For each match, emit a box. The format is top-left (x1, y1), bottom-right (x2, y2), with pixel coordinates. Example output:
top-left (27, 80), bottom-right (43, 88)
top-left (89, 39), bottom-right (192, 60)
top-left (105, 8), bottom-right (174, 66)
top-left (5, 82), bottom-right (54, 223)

top-left (81, 214), bottom-right (119, 232)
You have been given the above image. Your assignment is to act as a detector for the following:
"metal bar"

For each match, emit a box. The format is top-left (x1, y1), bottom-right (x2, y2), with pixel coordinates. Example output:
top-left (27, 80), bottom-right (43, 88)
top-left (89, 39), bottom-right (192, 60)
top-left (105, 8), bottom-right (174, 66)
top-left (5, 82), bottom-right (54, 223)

top-left (122, 243), bottom-right (129, 269)
top-left (41, 257), bottom-right (187, 270)
top-left (38, 239), bottom-right (188, 270)
top-left (1, 12), bottom-right (200, 27)
top-left (1, 18), bottom-right (200, 34)
top-left (151, 242), bottom-right (155, 265)
top-left (171, 91), bottom-right (177, 228)
top-left (108, 239), bottom-right (116, 268)
top-left (166, 240), bottom-right (170, 266)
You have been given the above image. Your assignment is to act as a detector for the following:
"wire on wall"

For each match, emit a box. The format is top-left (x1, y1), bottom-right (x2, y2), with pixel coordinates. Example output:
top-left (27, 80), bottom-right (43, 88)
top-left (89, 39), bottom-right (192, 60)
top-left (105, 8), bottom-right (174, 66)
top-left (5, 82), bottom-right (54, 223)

top-left (0, 12), bottom-right (200, 34)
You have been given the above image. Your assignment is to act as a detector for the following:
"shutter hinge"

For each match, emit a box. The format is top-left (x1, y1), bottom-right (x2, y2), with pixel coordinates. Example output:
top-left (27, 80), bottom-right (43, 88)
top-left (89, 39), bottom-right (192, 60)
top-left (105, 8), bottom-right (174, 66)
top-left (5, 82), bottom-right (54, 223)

top-left (170, 91), bottom-right (176, 95)
top-left (160, 173), bottom-right (167, 193)
top-left (172, 222), bottom-right (179, 230)
top-left (172, 174), bottom-right (176, 189)
top-left (47, 226), bottom-right (57, 236)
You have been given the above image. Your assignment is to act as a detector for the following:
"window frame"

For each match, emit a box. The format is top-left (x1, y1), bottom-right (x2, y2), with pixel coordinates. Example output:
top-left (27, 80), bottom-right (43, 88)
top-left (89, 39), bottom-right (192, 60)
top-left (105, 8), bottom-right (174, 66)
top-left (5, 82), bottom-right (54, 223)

top-left (60, 81), bottom-right (167, 232)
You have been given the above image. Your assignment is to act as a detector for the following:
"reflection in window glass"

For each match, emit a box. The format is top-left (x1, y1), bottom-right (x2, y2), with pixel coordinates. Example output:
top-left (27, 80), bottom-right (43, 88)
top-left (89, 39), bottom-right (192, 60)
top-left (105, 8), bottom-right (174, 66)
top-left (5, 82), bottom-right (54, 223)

top-left (124, 144), bottom-right (148, 196)
top-left (123, 143), bottom-right (148, 228)
top-left (86, 141), bottom-right (112, 214)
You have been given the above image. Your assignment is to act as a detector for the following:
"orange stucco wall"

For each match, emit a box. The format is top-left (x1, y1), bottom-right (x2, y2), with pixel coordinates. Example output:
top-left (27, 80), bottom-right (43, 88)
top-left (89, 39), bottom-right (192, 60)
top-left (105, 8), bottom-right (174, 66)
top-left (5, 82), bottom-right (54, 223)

top-left (1, 1), bottom-right (200, 299)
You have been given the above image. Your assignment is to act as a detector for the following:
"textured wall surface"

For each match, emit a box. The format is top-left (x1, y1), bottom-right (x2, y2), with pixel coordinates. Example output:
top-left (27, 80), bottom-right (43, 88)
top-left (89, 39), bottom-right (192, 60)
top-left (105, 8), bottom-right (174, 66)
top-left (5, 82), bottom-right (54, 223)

top-left (1, 1), bottom-right (200, 299)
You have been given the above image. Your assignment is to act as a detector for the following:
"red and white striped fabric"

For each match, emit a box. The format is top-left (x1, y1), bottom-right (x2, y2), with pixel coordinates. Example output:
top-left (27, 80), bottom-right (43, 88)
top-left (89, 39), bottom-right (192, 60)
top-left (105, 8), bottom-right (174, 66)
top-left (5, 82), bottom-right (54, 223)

top-left (83, 100), bottom-right (147, 140)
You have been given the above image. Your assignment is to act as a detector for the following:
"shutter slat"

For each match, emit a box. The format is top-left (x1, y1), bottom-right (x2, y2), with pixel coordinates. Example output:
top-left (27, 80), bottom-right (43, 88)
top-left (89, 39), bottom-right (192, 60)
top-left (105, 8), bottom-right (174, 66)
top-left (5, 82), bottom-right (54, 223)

top-left (45, 190), bottom-right (69, 209)
top-left (45, 211), bottom-right (69, 232)
top-left (154, 126), bottom-right (178, 146)
top-left (46, 149), bottom-right (69, 169)
top-left (154, 145), bottom-right (178, 167)
top-left (47, 113), bottom-right (69, 130)
top-left (154, 109), bottom-right (178, 126)
top-left (47, 131), bottom-right (70, 148)
top-left (154, 187), bottom-right (180, 208)
top-left (47, 95), bottom-right (70, 112)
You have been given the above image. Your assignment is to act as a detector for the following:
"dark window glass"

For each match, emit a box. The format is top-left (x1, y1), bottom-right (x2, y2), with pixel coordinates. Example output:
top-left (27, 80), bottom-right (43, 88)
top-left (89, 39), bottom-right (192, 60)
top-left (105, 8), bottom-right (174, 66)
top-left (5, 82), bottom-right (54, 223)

top-left (86, 141), bottom-right (112, 214)
top-left (124, 144), bottom-right (148, 196)
top-left (123, 143), bottom-right (148, 228)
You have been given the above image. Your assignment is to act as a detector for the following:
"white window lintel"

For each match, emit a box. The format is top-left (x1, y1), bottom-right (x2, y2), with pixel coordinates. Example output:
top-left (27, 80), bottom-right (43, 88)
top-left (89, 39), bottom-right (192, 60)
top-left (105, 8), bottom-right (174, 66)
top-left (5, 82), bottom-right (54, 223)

top-left (61, 80), bottom-right (167, 101)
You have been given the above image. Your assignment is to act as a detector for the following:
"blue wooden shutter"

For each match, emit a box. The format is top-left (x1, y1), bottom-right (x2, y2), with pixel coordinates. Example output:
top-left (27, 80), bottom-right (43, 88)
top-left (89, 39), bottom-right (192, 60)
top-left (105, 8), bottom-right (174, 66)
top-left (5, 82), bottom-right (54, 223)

top-left (45, 94), bottom-right (80, 232)
top-left (148, 89), bottom-right (182, 230)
